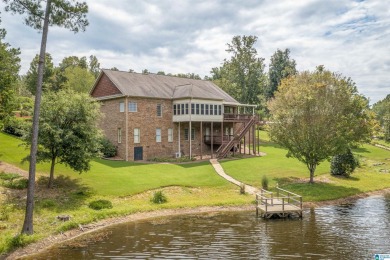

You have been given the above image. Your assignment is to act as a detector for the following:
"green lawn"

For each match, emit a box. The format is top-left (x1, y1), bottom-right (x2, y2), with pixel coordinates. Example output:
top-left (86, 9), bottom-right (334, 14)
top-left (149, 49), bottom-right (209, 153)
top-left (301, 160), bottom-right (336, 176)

top-left (0, 132), bottom-right (230, 196)
top-left (221, 131), bottom-right (390, 202)
top-left (0, 131), bottom-right (390, 255)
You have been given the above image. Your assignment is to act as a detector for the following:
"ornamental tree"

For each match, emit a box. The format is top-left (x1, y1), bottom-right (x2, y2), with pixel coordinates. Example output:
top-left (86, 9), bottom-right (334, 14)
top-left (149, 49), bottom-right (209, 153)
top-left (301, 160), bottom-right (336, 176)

top-left (268, 66), bottom-right (375, 183)
top-left (23, 89), bottom-right (102, 189)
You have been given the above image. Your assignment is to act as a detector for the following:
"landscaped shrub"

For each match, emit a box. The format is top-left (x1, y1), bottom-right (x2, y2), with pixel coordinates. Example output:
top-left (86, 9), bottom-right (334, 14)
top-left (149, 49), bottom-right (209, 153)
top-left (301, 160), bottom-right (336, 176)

top-left (2, 178), bottom-right (28, 189)
top-left (151, 191), bottom-right (167, 204)
top-left (261, 175), bottom-right (269, 190)
top-left (99, 137), bottom-right (117, 158)
top-left (5, 234), bottom-right (37, 252)
top-left (331, 148), bottom-right (360, 177)
top-left (2, 117), bottom-right (30, 137)
top-left (0, 172), bottom-right (21, 181)
top-left (88, 199), bottom-right (113, 210)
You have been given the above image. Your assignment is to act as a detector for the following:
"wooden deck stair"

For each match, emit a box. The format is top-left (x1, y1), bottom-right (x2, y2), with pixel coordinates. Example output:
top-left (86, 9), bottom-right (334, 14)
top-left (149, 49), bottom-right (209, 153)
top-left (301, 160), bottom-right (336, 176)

top-left (217, 115), bottom-right (257, 159)
top-left (256, 187), bottom-right (303, 218)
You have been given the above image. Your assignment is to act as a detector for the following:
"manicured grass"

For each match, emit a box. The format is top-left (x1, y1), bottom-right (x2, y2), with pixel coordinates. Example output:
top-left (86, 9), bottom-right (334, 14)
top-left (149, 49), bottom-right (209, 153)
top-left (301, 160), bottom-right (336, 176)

top-left (0, 132), bottom-right (229, 196)
top-left (1, 131), bottom-right (390, 255)
top-left (221, 131), bottom-right (390, 202)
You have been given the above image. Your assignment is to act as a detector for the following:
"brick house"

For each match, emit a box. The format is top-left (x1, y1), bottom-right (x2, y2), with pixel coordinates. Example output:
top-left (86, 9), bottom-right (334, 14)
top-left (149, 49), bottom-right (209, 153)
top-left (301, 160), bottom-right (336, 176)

top-left (90, 69), bottom-right (260, 161)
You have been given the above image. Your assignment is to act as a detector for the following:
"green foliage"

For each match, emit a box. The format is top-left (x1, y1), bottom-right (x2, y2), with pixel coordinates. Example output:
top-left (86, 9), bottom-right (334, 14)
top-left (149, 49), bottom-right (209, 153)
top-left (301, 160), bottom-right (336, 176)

top-left (22, 89), bottom-right (102, 187)
top-left (2, 116), bottom-right (30, 137)
top-left (211, 35), bottom-right (267, 106)
top-left (5, 234), bottom-right (37, 251)
top-left (0, 205), bottom-right (14, 221)
top-left (372, 94), bottom-right (390, 141)
top-left (99, 137), bottom-right (117, 158)
top-left (267, 48), bottom-right (297, 99)
top-left (15, 96), bottom-right (34, 117)
top-left (151, 191), bottom-right (167, 204)
top-left (331, 149), bottom-right (360, 177)
top-left (0, 172), bottom-right (21, 181)
top-left (88, 199), bottom-right (113, 210)
top-left (24, 53), bottom-right (55, 95)
top-left (0, 19), bottom-right (21, 126)
top-left (2, 178), bottom-right (28, 189)
top-left (261, 175), bottom-right (269, 190)
top-left (268, 67), bottom-right (375, 183)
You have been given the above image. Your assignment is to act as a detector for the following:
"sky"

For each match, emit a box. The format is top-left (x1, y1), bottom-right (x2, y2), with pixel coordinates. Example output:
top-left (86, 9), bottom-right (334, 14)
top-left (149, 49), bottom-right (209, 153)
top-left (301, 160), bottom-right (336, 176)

top-left (0, 0), bottom-right (389, 104)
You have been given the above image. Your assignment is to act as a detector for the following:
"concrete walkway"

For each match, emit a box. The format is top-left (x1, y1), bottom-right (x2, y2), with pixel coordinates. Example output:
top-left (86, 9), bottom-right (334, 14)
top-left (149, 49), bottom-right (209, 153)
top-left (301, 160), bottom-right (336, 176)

top-left (209, 159), bottom-right (259, 195)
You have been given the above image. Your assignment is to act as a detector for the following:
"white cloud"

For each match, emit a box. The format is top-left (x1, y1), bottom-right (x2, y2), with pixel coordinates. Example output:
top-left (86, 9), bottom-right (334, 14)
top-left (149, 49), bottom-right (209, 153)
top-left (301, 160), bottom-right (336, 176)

top-left (0, 0), bottom-right (388, 103)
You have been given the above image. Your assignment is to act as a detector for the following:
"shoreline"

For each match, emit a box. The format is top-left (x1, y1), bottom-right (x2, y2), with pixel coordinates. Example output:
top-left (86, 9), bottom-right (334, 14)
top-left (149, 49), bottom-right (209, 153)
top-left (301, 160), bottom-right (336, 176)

top-left (5, 187), bottom-right (390, 260)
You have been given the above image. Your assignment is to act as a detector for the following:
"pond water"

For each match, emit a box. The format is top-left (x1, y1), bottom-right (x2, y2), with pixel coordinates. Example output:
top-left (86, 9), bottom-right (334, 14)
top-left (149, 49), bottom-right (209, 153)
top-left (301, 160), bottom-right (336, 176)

top-left (27, 195), bottom-right (390, 259)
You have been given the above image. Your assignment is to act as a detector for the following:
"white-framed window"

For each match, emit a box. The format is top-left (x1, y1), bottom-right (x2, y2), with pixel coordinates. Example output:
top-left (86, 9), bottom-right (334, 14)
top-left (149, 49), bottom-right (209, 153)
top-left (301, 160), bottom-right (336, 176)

top-left (168, 128), bottom-right (173, 142)
top-left (173, 104), bottom-right (177, 115)
top-left (157, 104), bottom-right (162, 117)
top-left (156, 128), bottom-right (161, 142)
top-left (128, 102), bottom-right (137, 112)
top-left (119, 101), bottom-right (124, 112)
top-left (134, 128), bottom-right (140, 143)
top-left (117, 128), bottom-right (122, 143)
top-left (184, 128), bottom-right (195, 141)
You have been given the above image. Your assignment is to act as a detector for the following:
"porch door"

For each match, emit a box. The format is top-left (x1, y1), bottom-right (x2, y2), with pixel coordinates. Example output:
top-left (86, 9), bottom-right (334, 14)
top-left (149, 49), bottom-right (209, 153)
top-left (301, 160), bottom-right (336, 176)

top-left (134, 146), bottom-right (143, 161)
top-left (205, 127), bottom-right (210, 142)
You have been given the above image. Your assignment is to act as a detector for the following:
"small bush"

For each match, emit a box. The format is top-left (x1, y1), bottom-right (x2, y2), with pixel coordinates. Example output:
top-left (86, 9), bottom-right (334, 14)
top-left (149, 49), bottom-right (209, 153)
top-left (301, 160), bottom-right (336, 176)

top-left (2, 178), bottom-right (28, 189)
top-left (0, 172), bottom-right (21, 181)
top-left (5, 234), bottom-right (37, 251)
top-left (2, 117), bottom-right (30, 137)
top-left (261, 175), bottom-right (269, 190)
top-left (151, 191), bottom-right (167, 204)
top-left (148, 156), bottom-right (195, 163)
top-left (99, 137), bottom-right (117, 158)
top-left (88, 199), bottom-right (113, 210)
top-left (331, 148), bottom-right (360, 177)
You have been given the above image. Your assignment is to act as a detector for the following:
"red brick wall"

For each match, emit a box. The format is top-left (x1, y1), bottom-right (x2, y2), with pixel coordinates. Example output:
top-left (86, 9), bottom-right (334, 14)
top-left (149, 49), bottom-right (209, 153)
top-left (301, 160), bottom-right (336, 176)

top-left (91, 74), bottom-right (122, 98)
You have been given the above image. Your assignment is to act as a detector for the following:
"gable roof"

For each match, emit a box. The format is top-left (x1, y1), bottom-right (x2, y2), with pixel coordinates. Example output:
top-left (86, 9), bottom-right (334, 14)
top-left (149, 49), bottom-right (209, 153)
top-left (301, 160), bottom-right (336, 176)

top-left (93, 69), bottom-right (239, 104)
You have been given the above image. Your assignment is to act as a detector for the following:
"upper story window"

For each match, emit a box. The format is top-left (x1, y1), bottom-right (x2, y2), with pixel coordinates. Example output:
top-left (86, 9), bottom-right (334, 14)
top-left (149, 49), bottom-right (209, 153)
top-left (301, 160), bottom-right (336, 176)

top-left (173, 104), bottom-right (177, 115)
top-left (157, 104), bottom-right (162, 117)
top-left (185, 104), bottom-right (189, 114)
top-left (191, 104), bottom-right (195, 114)
top-left (119, 101), bottom-right (125, 112)
top-left (196, 104), bottom-right (200, 115)
top-left (210, 104), bottom-right (214, 115)
top-left (205, 104), bottom-right (209, 115)
top-left (128, 102), bottom-right (137, 112)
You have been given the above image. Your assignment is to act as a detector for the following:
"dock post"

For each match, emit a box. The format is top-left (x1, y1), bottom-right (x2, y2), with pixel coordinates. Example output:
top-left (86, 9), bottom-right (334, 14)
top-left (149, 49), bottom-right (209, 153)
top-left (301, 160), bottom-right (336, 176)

top-left (256, 194), bottom-right (259, 217)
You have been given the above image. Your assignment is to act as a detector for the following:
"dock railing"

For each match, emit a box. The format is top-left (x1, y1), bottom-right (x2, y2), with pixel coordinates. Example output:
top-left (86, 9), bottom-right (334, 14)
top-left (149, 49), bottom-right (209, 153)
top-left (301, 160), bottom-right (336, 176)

top-left (256, 187), bottom-right (302, 217)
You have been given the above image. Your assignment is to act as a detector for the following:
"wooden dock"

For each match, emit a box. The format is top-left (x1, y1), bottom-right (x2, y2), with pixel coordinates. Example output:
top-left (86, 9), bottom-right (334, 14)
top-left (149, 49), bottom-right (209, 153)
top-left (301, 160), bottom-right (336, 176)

top-left (256, 187), bottom-right (302, 218)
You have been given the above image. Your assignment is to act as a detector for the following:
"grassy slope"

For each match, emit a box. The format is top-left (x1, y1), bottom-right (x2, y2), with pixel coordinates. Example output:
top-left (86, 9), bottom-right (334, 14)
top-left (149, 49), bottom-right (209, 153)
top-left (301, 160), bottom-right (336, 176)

top-left (221, 131), bottom-right (390, 202)
top-left (0, 132), bottom-right (252, 253)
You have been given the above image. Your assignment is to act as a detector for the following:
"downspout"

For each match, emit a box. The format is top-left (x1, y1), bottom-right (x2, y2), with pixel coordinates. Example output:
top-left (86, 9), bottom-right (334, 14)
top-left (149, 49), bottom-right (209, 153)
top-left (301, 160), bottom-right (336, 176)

top-left (189, 85), bottom-right (193, 158)
top-left (125, 96), bottom-right (129, 161)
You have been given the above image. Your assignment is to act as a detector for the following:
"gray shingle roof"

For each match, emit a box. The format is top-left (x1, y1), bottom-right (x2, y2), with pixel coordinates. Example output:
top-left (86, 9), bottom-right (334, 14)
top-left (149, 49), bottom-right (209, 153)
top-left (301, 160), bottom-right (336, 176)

top-left (101, 69), bottom-right (239, 104)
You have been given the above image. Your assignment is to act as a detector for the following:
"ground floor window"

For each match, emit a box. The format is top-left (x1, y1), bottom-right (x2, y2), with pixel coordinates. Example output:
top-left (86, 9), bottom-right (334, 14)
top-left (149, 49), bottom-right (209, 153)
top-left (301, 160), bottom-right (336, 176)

top-left (168, 128), bottom-right (173, 142)
top-left (184, 128), bottom-right (195, 141)
top-left (156, 128), bottom-right (161, 142)
top-left (118, 128), bottom-right (122, 143)
top-left (134, 128), bottom-right (140, 143)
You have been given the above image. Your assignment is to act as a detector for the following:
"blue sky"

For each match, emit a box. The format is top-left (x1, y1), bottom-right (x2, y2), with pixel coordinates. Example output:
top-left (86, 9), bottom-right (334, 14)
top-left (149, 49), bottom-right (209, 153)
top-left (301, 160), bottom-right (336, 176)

top-left (1, 0), bottom-right (389, 104)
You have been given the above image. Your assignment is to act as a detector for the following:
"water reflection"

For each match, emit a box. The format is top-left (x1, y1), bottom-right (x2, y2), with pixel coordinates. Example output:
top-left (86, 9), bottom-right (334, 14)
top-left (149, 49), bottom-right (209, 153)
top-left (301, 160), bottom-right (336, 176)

top-left (26, 195), bottom-right (390, 259)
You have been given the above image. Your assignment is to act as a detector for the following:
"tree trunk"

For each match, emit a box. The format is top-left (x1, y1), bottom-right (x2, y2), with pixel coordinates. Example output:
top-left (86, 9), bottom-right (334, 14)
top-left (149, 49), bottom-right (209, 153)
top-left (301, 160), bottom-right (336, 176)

top-left (308, 164), bottom-right (316, 184)
top-left (21, 0), bottom-right (52, 235)
top-left (48, 157), bottom-right (56, 188)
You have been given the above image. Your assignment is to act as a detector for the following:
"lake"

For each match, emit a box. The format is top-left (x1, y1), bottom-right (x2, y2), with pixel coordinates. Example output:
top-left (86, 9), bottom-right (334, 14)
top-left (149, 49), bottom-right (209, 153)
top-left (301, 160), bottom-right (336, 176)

top-left (26, 195), bottom-right (390, 259)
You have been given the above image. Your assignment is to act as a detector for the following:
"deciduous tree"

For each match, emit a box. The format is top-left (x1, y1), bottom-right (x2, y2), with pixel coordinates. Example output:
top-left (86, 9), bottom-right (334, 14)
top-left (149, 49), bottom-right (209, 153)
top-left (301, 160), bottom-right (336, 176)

top-left (211, 35), bottom-right (267, 105)
top-left (0, 18), bottom-right (20, 128)
top-left (23, 89), bottom-right (102, 188)
top-left (3, 0), bottom-right (88, 235)
top-left (267, 48), bottom-right (297, 99)
top-left (373, 94), bottom-right (390, 141)
top-left (268, 67), bottom-right (375, 183)
top-left (25, 53), bottom-right (55, 94)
